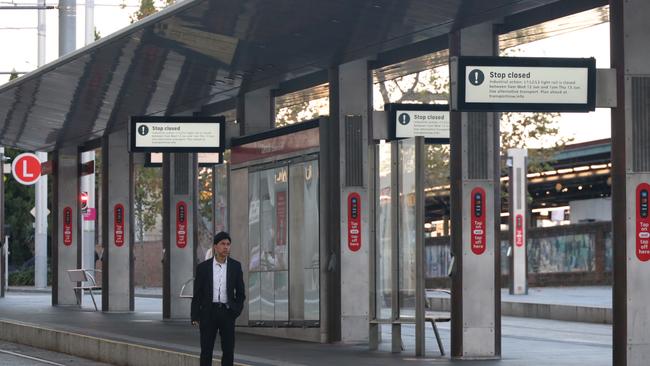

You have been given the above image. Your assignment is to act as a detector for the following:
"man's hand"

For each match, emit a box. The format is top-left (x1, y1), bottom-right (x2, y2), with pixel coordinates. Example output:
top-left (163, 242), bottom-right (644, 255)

top-left (191, 320), bottom-right (199, 326)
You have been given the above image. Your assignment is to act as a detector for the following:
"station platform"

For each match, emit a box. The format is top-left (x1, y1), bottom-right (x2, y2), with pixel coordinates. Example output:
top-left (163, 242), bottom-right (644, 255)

top-left (0, 287), bottom-right (612, 366)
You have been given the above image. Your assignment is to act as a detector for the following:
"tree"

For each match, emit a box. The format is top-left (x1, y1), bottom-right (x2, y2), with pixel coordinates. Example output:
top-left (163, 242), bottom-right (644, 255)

top-left (130, 0), bottom-right (175, 23)
top-left (133, 165), bottom-right (162, 244)
top-left (4, 148), bottom-right (35, 267)
top-left (9, 69), bottom-right (19, 81)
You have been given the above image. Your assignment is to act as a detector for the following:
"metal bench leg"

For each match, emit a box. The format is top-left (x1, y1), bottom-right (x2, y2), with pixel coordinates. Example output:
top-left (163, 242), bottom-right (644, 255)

top-left (430, 321), bottom-right (445, 356)
top-left (88, 289), bottom-right (98, 311)
top-left (74, 289), bottom-right (82, 306)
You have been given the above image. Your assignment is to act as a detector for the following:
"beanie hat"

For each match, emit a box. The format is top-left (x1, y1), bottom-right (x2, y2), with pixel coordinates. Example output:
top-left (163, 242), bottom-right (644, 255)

top-left (213, 231), bottom-right (231, 245)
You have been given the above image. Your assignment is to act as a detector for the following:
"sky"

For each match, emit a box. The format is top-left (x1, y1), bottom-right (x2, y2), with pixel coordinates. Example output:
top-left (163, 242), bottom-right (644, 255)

top-left (0, 2), bottom-right (612, 144)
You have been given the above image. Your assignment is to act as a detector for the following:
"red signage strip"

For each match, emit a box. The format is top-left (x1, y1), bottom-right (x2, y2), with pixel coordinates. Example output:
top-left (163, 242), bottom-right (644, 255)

top-left (63, 206), bottom-right (73, 246)
top-left (470, 188), bottom-right (486, 255)
top-left (276, 191), bottom-right (287, 246)
top-left (231, 127), bottom-right (320, 165)
top-left (636, 183), bottom-right (650, 261)
top-left (114, 204), bottom-right (125, 247)
top-left (176, 201), bottom-right (188, 249)
top-left (347, 193), bottom-right (361, 252)
top-left (515, 214), bottom-right (524, 247)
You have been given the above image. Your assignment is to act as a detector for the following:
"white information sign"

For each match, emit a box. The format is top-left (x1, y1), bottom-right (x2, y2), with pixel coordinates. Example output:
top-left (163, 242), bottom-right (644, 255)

top-left (134, 122), bottom-right (220, 149)
top-left (465, 66), bottom-right (589, 104)
top-left (395, 110), bottom-right (450, 139)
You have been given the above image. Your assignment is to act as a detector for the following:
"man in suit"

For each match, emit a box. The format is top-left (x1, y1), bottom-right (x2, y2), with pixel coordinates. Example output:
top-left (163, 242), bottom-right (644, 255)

top-left (192, 231), bottom-right (246, 366)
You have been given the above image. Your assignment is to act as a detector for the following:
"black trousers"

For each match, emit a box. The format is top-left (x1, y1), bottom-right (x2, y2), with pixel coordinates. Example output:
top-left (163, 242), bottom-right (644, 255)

top-left (199, 304), bottom-right (236, 366)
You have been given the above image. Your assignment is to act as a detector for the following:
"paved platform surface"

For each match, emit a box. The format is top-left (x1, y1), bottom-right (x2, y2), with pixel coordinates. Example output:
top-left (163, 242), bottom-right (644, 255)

top-left (0, 289), bottom-right (612, 366)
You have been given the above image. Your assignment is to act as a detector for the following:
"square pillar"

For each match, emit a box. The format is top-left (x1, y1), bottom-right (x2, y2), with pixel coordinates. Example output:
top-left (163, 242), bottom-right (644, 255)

top-left (337, 59), bottom-right (371, 343)
top-left (610, 0), bottom-right (650, 364)
top-left (163, 153), bottom-right (197, 319)
top-left (449, 22), bottom-right (501, 359)
top-left (52, 145), bottom-right (80, 306)
top-left (101, 129), bottom-right (134, 312)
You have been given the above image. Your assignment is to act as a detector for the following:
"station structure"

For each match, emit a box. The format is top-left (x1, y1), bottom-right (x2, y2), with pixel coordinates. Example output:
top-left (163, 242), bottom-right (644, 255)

top-left (0, 0), bottom-right (648, 365)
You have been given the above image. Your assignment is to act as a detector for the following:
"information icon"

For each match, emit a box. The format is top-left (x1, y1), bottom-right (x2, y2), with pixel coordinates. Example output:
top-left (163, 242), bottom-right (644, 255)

top-left (398, 113), bottom-right (410, 125)
top-left (138, 125), bottom-right (149, 136)
top-left (468, 69), bottom-right (485, 86)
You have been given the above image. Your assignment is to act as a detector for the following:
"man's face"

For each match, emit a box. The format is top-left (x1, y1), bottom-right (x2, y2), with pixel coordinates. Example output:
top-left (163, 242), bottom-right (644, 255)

top-left (213, 238), bottom-right (231, 258)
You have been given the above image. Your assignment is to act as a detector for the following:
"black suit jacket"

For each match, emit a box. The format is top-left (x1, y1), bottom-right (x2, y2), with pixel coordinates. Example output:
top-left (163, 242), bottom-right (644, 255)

top-left (191, 257), bottom-right (246, 322)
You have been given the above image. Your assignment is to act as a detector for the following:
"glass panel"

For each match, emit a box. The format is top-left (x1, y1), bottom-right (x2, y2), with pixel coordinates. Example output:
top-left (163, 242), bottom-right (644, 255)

top-left (398, 139), bottom-right (416, 317)
top-left (260, 271), bottom-right (275, 321)
top-left (304, 268), bottom-right (319, 320)
top-left (501, 239), bottom-right (510, 275)
top-left (275, 83), bottom-right (330, 127)
top-left (605, 231), bottom-right (613, 272)
top-left (197, 167), bottom-right (214, 262)
top-left (303, 160), bottom-right (320, 322)
top-left (424, 242), bottom-right (451, 278)
top-left (259, 170), bottom-right (275, 271)
top-left (214, 158), bottom-right (229, 233)
top-left (248, 272), bottom-right (261, 321)
top-left (289, 160), bottom-right (320, 321)
top-left (376, 141), bottom-right (392, 320)
top-left (274, 271), bottom-right (289, 321)
top-left (248, 171), bottom-right (261, 271)
top-left (274, 166), bottom-right (289, 270)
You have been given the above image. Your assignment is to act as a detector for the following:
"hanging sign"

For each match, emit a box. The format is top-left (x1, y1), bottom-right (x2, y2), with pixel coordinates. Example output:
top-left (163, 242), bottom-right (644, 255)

top-left (114, 204), bottom-right (125, 247)
top-left (348, 193), bottom-right (361, 252)
top-left (129, 116), bottom-right (225, 153)
top-left (176, 201), bottom-right (188, 248)
top-left (636, 183), bottom-right (650, 261)
top-left (454, 56), bottom-right (596, 112)
top-left (385, 103), bottom-right (450, 143)
top-left (63, 206), bottom-right (73, 246)
top-left (470, 188), bottom-right (486, 255)
top-left (515, 214), bottom-right (524, 247)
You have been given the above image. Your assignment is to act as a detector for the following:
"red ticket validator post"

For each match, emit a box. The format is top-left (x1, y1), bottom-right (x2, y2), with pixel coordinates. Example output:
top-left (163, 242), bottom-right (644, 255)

top-left (471, 188), bottom-right (486, 255)
top-left (515, 214), bottom-right (524, 247)
top-left (348, 193), bottom-right (361, 252)
top-left (63, 207), bottom-right (73, 246)
top-left (176, 201), bottom-right (187, 248)
top-left (114, 204), bottom-right (125, 247)
top-left (637, 183), bottom-right (650, 261)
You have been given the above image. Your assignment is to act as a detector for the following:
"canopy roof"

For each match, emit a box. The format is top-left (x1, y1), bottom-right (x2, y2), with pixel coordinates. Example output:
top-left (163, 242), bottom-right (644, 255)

top-left (0, 0), bottom-right (595, 151)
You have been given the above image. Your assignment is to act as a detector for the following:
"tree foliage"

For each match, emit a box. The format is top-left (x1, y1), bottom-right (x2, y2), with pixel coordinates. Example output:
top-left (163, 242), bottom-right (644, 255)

top-left (133, 165), bottom-right (162, 243)
top-left (9, 69), bottom-right (19, 81)
top-left (4, 148), bottom-right (35, 266)
top-left (129, 0), bottom-right (175, 23)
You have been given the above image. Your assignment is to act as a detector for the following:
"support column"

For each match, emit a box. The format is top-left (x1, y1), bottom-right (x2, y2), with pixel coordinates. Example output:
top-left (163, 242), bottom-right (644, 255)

top-left (611, 1), bottom-right (650, 364)
top-left (163, 153), bottom-right (197, 319)
top-left (507, 148), bottom-right (528, 295)
top-left (0, 148), bottom-right (4, 298)
top-left (52, 146), bottom-right (80, 306)
top-left (34, 152), bottom-right (48, 289)
top-left (450, 22), bottom-right (500, 359)
top-left (101, 129), bottom-right (134, 311)
top-left (337, 59), bottom-right (371, 343)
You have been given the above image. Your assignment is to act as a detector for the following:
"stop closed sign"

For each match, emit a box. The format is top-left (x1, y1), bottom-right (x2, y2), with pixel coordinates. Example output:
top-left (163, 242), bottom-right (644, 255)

top-left (12, 153), bottom-right (41, 185)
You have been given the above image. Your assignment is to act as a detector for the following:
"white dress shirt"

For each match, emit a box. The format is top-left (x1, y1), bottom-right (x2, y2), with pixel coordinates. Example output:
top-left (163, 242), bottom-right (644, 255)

top-left (213, 257), bottom-right (229, 304)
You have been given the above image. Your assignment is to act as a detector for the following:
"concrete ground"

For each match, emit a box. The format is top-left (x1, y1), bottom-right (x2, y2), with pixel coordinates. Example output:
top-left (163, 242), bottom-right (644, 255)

top-left (0, 287), bottom-right (612, 366)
